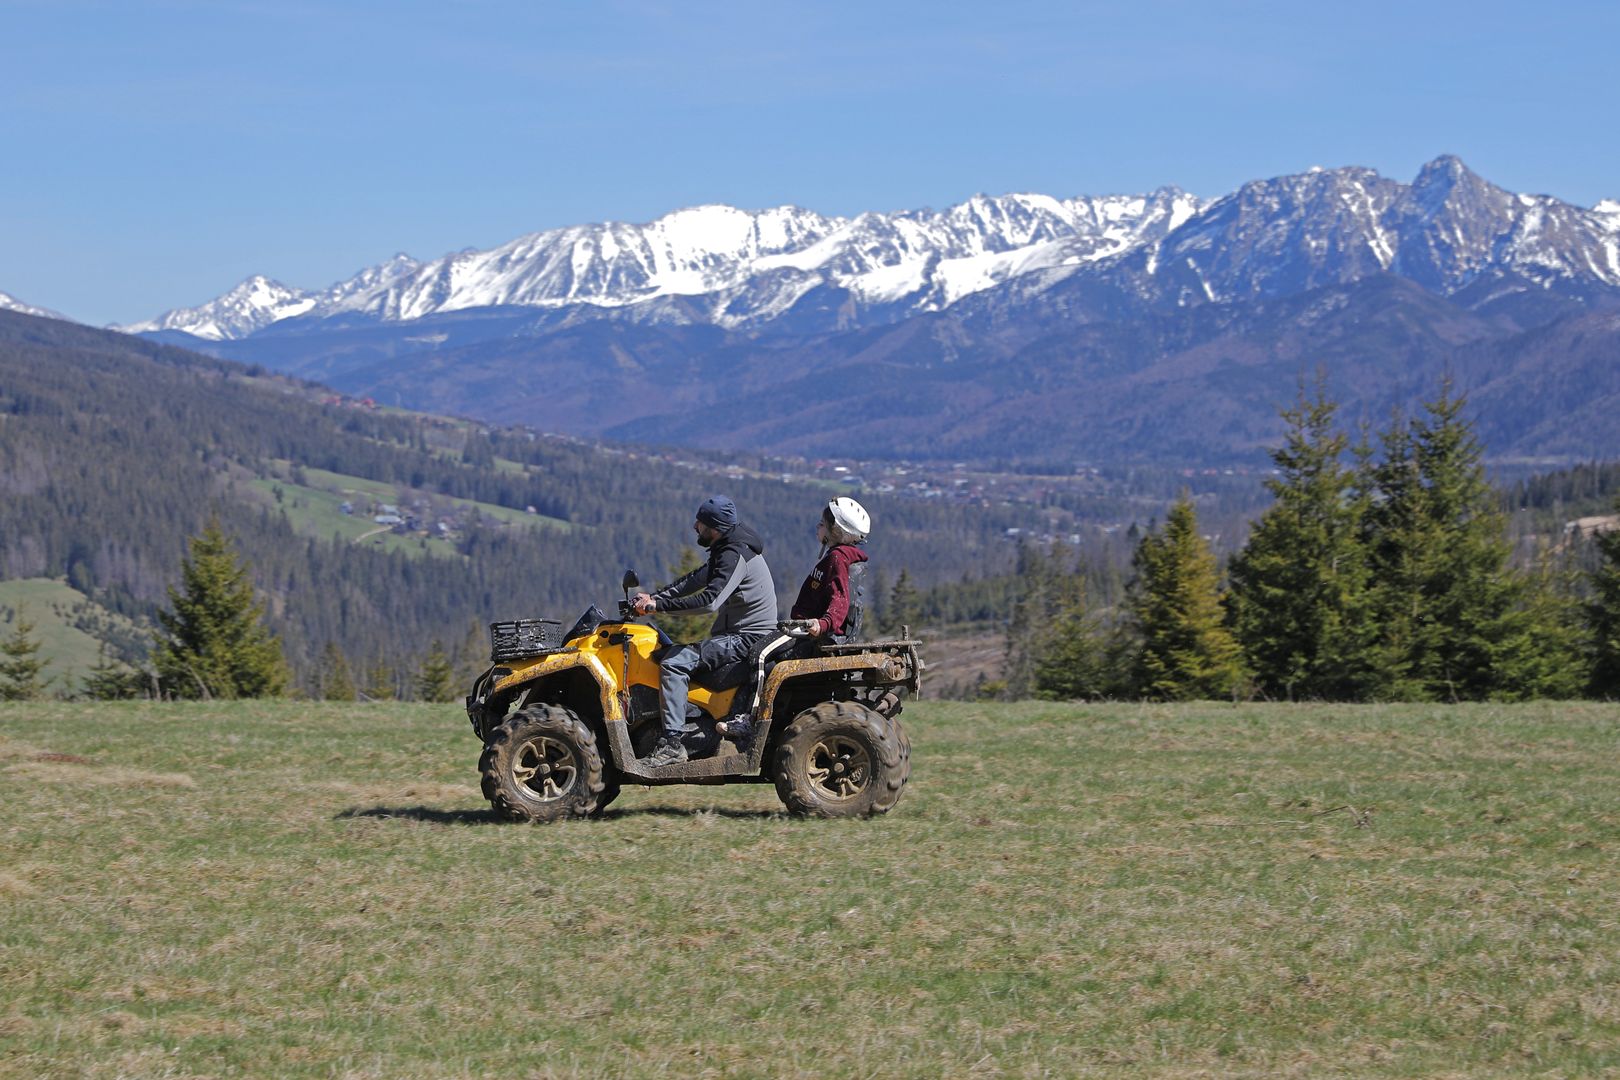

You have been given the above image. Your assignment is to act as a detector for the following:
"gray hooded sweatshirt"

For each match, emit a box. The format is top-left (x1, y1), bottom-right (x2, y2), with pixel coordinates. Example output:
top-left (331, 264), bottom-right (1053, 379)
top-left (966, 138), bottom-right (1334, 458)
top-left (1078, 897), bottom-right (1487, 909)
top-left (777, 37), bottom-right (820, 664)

top-left (652, 522), bottom-right (778, 638)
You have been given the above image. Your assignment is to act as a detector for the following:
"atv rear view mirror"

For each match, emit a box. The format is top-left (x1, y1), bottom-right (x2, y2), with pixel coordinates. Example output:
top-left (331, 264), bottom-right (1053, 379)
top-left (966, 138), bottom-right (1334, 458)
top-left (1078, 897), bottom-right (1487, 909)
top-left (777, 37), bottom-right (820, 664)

top-left (622, 570), bottom-right (639, 595)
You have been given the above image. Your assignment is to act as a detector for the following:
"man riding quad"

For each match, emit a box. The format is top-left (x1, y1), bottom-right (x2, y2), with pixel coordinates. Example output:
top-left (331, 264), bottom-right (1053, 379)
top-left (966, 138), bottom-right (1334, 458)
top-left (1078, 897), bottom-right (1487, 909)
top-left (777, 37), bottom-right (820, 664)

top-left (630, 496), bottom-right (776, 767)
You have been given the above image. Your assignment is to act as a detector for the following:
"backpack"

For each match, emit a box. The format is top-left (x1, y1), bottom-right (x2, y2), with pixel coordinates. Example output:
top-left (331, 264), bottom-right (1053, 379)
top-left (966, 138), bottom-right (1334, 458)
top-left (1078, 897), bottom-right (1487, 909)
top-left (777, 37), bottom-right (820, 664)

top-left (834, 558), bottom-right (868, 644)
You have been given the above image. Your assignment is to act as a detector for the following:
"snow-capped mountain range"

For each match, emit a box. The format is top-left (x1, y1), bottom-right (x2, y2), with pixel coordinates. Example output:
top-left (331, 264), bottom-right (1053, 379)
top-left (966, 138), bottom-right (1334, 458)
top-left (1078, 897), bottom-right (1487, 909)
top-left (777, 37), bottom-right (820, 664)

top-left (122, 190), bottom-right (1203, 339)
top-left (122, 156), bottom-right (1620, 343)
top-left (0, 290), bottom-right (71, 322)
top-left (8, 155), bottom-right (1602, 466)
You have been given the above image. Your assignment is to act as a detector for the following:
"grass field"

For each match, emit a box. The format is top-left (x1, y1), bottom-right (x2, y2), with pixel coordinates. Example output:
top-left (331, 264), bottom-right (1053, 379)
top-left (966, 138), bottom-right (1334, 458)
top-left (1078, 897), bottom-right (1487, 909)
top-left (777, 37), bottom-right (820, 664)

top-left (3, 700), bottom-right (1618, 1078)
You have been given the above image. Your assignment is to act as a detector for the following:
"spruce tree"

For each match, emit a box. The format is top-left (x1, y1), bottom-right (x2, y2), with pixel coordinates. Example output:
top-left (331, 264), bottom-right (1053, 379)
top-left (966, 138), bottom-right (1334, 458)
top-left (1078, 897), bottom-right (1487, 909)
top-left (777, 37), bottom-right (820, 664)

top-left (1126, 496), bottom-right (1244, 701)
top-left (0, 607), bottom-right (52, 701)
top-left (1359, 412), bottom-right (1428, 698)
top-left (315, 641), bottom-right (356, 701)
top-left (1361, 386), bottom-right (1536, 700)
top-left (1227, 382), bottom-right (1374, 700)
top-left (414, 640), bottom-right (457, 703)
top-left (1586, 512), bottom-right (1620, 697)
top-left (1510, 550), bottom-right (1589, 700)
top-left (152, 520), bottom-right (288, 699)
top-left (866, 567), bottom-right (892, 636)
top-left (1031, 569), bottom-right (1129, 701)
top-left (81, 642), bottom-right (145, 700)
top-left (362, 655), bottom-right (397, 702)
top-left (883, 568), bottom-right (921, 637)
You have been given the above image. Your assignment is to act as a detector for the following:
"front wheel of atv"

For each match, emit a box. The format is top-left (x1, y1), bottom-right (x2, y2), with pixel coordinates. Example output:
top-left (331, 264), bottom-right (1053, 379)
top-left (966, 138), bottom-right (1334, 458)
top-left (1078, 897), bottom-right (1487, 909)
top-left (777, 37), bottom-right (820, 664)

top-left (772, 701), bottom-right (910, 818)
top-left (480, 705), bottom-right (609, 822)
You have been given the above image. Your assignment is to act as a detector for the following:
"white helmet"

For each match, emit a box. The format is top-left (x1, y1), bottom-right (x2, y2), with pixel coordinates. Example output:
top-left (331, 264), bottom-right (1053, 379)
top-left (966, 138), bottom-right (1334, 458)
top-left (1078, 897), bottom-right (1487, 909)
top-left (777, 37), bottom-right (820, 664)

top-left (826, 497), bottom-right (871, 542)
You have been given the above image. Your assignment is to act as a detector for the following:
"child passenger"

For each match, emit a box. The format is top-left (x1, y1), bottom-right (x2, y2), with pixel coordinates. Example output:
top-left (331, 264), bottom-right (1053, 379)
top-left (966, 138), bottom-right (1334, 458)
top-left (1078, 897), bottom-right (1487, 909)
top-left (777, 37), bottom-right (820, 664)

top-left (784, 496), bottom-right (870, 645)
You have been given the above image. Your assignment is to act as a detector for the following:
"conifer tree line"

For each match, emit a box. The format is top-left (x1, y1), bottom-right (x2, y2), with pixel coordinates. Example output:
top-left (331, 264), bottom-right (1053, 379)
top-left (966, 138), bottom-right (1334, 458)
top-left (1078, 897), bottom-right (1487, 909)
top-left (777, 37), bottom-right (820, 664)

top-left (1004, 379), bottom-right (1620, 703)
top-left (10, 313), bottom-right (1620, 703)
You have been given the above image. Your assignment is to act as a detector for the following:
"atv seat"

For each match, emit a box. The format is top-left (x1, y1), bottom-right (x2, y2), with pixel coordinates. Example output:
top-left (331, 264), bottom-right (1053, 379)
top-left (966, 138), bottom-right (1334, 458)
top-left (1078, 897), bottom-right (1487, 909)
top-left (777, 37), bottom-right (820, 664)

top-left (690, 662), bottom-right (749, 692)
top-left (691, 632), bottom-right (793, 693)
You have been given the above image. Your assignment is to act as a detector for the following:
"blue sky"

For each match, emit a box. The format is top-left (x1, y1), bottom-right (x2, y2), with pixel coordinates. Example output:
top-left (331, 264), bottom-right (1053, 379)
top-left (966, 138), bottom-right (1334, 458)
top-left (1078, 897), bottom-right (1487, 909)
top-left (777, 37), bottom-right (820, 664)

top-left (3, 0), bottom-right (1616, 326)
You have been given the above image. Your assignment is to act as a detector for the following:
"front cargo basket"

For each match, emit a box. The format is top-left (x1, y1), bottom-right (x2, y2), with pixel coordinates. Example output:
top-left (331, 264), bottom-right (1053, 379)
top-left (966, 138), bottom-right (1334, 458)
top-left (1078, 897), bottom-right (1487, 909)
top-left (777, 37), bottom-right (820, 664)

top-left (489, 618), bottom-right (563, 661)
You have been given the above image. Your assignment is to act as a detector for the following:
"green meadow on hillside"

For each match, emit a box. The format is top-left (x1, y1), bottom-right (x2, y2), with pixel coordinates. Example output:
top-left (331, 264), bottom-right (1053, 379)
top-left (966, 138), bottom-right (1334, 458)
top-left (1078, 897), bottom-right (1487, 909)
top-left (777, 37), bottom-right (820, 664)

top-left (0, 579), bottom-right (146, 692)
top-left (248, 462), bottom-right (575, 560)
top-left (2, 700), bottom-right (1617, 1078)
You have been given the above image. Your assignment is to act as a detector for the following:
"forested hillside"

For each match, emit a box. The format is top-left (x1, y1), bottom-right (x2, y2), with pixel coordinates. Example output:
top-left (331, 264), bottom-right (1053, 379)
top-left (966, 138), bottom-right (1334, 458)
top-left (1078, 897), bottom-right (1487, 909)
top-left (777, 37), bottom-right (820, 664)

top-left (0, 310), bottom-right (1042, 693)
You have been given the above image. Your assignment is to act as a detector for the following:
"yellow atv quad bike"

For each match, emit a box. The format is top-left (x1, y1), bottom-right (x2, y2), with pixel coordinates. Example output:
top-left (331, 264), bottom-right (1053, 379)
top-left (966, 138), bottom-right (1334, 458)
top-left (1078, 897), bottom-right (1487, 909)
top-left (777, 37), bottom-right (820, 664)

top-left (466, 572), bottom-right (919, 821)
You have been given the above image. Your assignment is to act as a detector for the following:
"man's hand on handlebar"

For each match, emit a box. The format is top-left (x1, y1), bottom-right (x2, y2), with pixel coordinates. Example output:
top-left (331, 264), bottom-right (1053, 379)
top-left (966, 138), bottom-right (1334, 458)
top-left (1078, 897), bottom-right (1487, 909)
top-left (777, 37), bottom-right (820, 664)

top-left (781, 618), bottom-right (820, 638)
top-left (630, 592), bottom-right (656, 615)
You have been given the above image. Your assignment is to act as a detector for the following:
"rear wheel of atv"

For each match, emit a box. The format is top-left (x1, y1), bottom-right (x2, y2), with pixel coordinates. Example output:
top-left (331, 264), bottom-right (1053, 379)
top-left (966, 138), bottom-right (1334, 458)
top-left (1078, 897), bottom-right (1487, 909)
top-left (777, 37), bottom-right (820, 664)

top-left (772, 701), bottom-right (910, 818)
top-left (480, 705), bottom-right (608, 822)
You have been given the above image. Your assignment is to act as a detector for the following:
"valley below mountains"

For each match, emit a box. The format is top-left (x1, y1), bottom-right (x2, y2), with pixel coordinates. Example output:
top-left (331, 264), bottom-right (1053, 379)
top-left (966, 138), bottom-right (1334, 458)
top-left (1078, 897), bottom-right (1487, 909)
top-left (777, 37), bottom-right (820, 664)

top-left (126, 156), bottom-right (1620, 465)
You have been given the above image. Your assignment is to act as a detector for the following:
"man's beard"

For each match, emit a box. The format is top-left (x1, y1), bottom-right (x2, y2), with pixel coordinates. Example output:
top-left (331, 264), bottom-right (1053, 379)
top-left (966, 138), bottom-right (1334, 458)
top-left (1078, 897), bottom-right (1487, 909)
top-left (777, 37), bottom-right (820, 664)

top-left (697, 533), bottom-right (714, 548)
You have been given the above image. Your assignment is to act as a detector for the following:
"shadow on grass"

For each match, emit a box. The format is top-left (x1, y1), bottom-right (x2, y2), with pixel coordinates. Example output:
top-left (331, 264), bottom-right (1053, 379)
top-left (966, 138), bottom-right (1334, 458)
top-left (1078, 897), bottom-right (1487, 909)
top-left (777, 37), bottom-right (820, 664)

top-left (599, 805), bottom-right (785, 821)
top-left (337, 805), bottom-right (504, 825)
top-left (336, 804), bottom-right (786, 824)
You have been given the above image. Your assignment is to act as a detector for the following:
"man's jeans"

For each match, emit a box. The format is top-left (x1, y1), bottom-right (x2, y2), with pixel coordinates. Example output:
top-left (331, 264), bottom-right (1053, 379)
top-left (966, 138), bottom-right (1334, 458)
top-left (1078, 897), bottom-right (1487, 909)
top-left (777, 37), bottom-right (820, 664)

top-left (658, 633), bottom-right (754, 739)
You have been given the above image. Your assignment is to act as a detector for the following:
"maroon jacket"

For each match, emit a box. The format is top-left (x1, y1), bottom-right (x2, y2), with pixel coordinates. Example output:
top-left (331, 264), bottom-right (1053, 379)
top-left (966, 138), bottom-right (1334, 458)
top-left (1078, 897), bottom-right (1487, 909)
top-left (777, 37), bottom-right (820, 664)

top-left (791, 544), bottom-right (868, 638)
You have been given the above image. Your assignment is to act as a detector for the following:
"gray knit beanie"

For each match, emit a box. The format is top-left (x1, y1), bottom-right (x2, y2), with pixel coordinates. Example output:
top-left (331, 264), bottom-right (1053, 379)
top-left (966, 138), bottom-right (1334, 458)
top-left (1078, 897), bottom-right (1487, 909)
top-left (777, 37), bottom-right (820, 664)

top-left (695, 496), bottom-right (737, 531)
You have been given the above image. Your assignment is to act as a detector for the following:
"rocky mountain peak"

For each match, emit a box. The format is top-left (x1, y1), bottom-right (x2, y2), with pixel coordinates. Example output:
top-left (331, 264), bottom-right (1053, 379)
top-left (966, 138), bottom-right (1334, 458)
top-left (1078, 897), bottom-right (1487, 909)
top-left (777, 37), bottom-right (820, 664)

top-left (1413, 153), bottom-right (1472, 185)
top-left (124, 275), bottom-right (315, 340)
top-left (1391, 157), bottom-right (1530, 291)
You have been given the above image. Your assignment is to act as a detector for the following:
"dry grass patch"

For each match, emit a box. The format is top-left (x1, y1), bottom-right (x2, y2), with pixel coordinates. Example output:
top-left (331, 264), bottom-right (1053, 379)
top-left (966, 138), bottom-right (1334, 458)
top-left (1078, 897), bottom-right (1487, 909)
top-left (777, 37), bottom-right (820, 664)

top-left (0, 870), bottom-right (37, 897)
top-left (5, 760), bottom-right (195, 788)
top-left (0, 734), bottom-right (43, 763)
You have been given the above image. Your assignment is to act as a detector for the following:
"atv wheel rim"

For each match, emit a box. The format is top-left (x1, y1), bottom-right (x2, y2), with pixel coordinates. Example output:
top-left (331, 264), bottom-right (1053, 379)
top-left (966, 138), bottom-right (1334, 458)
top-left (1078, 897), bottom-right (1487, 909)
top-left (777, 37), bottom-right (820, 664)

top-left (512, 736), bottom-right (578, 801)
top-left (807, 735), bottom-right (871, 801)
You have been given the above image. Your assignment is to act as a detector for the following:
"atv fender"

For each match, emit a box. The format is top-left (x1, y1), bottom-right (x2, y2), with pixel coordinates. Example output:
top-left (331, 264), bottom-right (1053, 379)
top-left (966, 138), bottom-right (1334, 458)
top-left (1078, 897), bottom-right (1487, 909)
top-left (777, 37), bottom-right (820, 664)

top-left (468, 650), bottom-right (623, 736)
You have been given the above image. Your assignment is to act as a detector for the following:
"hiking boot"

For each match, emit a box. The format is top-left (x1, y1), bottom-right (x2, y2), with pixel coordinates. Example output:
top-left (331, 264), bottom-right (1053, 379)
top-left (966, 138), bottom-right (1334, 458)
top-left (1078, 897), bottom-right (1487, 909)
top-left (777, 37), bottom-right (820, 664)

top-left (716, 716), bottom-right (755, 752)
top-left (678, 720), bottom-right (721, 760)
top-left (643, 736), bottom-right (687, 768)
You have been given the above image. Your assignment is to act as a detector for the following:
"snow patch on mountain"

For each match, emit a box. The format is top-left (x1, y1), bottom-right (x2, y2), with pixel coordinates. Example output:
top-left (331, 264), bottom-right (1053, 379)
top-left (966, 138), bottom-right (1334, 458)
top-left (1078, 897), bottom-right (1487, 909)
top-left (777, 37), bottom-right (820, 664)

top-left (0, 290), bottom-right (74, 322)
